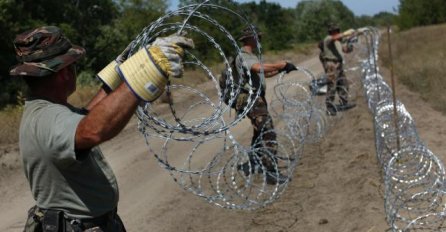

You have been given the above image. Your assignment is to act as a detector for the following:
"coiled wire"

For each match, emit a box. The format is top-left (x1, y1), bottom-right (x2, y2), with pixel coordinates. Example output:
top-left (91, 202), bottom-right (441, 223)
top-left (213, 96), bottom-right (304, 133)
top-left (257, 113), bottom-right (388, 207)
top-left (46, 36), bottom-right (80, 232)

top-left (128, 0), bottom-right (361, 210)
top-left (359, 27), bottom-right (446, 231)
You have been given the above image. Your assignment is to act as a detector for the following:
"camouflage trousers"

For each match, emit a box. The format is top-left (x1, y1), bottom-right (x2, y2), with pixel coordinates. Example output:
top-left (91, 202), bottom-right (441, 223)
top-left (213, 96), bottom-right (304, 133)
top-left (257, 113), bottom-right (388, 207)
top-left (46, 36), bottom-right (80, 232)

top-left (236, 94), bottom-right (278, 170)
top-left (24, 206), bottom-right (126, 232)
top-left (323, 60), bottom-right (349, 108)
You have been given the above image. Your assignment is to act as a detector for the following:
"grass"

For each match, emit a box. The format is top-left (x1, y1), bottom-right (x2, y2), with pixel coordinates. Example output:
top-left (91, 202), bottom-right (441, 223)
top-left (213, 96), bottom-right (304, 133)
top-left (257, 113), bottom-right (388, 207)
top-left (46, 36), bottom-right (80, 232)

top-left (380, 23), bottom-right (446, 113)
top-left (68, 84), bottom-right (102, 108)
top-left (0, 105), bottom-right (23, 145)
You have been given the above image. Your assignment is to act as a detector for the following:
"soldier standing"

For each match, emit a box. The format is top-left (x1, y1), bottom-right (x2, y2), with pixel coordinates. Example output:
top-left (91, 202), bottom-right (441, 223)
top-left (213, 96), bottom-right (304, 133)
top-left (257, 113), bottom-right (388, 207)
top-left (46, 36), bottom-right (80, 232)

top-left (320, 23), bottom-right (357, 115)
top-left (234, 26), bottom-right (297, 185)
top-left (11, 26), bottom-right (193, 232)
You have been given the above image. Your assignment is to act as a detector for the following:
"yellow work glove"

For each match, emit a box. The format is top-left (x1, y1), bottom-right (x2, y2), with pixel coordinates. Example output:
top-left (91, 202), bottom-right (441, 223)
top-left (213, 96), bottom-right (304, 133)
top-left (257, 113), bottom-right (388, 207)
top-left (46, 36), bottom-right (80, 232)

top-left (97, 41), bottom-right (135, 90)
top-left (342, 28), bottom-right (356, 38)
top-left (117, 35), bottom-right (195, 102)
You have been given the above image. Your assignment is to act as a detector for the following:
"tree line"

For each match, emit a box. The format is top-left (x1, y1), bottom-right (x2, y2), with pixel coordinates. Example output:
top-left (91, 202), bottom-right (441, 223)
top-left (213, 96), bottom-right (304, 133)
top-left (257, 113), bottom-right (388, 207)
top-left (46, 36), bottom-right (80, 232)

top-left (2, 0), bottom-right (430, 109)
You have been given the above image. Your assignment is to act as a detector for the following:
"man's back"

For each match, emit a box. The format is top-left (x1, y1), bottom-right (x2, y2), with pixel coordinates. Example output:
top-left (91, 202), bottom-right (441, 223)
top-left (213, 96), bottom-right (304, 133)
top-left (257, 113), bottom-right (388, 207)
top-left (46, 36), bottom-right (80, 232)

top-left (20, 99), bottom-right (119, 219)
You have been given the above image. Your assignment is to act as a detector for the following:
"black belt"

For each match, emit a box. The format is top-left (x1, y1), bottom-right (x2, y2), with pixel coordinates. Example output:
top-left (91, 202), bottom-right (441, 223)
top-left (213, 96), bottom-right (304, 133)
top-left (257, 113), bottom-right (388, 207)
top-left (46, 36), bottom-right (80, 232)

top-left (33, 206), bottom-right (117, 231)
top-left (66, 208), bottom-right (117, 230)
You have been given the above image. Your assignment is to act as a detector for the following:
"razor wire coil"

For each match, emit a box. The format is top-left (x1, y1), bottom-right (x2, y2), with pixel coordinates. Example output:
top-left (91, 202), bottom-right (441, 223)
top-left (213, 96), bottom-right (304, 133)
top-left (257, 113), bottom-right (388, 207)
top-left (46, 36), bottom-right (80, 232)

top-left (358, 27), bottom-right (446, 231)
top-left (129, 0), bottom-right (359, 210)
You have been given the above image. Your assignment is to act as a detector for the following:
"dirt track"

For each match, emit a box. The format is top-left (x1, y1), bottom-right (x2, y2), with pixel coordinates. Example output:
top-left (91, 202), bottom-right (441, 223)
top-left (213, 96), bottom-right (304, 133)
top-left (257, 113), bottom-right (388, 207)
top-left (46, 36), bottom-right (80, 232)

top-left (1, 54), bottom-right (446, 232)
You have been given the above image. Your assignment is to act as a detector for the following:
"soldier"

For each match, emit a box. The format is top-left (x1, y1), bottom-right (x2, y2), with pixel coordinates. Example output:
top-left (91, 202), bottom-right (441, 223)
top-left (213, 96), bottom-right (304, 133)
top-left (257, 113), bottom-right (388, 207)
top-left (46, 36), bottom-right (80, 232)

top-left (234, 25), bottom-right (297, 185)
top-left (10, 26), bottom-right (193, 232)
top-left (320, 23), bottom-right (357, 116)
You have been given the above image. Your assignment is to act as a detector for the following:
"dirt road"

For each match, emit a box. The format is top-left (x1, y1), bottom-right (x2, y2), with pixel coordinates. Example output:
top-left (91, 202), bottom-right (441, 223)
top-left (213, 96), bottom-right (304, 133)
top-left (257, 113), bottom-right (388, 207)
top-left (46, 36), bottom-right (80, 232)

top-left (1, 54), bottom-right (446, 232)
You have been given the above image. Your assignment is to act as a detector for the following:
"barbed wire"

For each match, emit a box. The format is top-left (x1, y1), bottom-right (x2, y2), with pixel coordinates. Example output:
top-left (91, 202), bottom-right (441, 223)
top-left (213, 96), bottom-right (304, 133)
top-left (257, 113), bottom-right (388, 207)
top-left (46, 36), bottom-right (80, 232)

top-left (359, 27), bottom-right (446, 231)
top-left (125, 0), bottom-right (363, 209)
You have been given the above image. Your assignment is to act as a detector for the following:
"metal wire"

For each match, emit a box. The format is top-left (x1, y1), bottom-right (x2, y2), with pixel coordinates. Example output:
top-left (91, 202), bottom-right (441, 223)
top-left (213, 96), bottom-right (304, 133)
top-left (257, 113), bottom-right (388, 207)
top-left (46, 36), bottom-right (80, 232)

top-left (127, 1), bottom-right (363, 210)
top-left (358, 27), bottom-right (446, 231)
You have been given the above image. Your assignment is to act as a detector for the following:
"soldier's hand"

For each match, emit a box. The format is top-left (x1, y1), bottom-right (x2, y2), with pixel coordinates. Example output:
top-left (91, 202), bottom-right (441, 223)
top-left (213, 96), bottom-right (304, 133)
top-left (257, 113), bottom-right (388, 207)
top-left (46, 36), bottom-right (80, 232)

top-left (117, 35), bottom-right (195, 101)
top-left (116, 41), bottom-right (136, 64)
top-left (342, 28), bottom-right (356, 38)
top-left (97, 40), bottom-right (136, 90)
top-left (149, 35), bottom-right (195, 78)
top-left (357, 27), bottom-right (368, 35)
top-left (281, 62), bottom-right (298, 73)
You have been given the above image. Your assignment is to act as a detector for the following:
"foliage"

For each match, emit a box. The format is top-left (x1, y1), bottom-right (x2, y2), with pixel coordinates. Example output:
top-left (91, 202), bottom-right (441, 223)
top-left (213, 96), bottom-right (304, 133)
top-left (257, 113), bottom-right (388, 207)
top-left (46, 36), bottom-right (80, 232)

top-left (397, 0), bottom-right (446, 30)
top-left (0, 0), bottom-right (399, 109)
top-left (240, 1), bottom-right (295, 50)
top-left (294, 0), bottom-right (355, 42)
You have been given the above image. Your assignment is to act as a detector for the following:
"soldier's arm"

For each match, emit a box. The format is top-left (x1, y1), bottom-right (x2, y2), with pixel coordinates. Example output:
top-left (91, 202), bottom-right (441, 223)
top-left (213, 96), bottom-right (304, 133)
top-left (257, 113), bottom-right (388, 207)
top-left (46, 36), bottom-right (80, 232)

top-left (75, 83), bottom-right (139, 150)
top-left (251, 62), bottom-right (287, 78)
top-left (84, 86), bottom-right (111, 110)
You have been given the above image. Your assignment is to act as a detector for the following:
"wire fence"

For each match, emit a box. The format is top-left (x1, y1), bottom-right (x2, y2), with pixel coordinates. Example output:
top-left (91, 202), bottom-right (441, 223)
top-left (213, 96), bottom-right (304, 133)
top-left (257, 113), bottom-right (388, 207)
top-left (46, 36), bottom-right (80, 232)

top-left (359, 27), bottom-right (446, 231)
top-left (125, 1), bottom-right (446, 228)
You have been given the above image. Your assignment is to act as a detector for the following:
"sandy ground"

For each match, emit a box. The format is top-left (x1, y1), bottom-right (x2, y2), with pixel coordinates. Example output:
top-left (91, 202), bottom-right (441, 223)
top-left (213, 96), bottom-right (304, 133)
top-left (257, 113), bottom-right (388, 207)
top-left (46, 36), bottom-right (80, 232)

top-left (1, 53), bottom-right (446, 232)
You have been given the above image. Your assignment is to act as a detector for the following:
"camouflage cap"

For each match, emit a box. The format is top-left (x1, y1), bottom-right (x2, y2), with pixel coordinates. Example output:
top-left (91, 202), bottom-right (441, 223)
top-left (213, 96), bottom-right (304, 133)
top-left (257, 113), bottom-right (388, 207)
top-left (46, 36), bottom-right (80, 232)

top-left (327, 23), bottom-right (340, 34)
top-left (9, 26), bottom-right (85, 77)
top-left (238, 25), bottom-right (263, 42)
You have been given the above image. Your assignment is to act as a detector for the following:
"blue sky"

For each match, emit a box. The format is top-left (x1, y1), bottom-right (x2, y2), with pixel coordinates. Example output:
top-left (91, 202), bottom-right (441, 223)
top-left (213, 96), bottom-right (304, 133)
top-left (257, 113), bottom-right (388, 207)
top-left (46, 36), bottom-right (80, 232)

top-left (168, 0), bottom-right (399, 16)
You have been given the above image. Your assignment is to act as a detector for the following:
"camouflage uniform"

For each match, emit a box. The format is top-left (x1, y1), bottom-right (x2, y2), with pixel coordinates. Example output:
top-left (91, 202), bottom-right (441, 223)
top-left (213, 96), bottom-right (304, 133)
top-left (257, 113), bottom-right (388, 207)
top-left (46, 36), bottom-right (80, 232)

top-left (321, 27), bottom-right (350, 112)
top-left (11, 26), bottom-right (126, 232)
top-left (234, 48), bottom-right (278, 170)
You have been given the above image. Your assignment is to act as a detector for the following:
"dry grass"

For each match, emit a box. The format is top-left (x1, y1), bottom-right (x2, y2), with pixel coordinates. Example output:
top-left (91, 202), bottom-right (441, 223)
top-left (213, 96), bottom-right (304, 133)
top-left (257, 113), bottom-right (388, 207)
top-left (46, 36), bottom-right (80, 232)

top-left (0, 85), bottom-right (100, 145)
top-left (0, 105), bottom-right (22, 145)
top-left (380, 23), bottom-right (446, 113)
top-left (68, 84), bottom-right (102, 108)
top-left (264, 42), bottom-right (317, 64)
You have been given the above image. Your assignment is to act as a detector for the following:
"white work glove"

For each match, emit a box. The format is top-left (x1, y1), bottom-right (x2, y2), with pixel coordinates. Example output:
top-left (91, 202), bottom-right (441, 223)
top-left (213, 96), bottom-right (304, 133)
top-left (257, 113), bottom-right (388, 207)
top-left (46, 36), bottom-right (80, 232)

top-left (357, 27), bottom-right (368, 35)
top-left (150, 35), bottom-right (195, 78)
top-left (342, 28), bottom-right (356, 38)
top-left (97, 41), bottom-right (135, 90)
top-left (117, 35), bottom-right (195, 102)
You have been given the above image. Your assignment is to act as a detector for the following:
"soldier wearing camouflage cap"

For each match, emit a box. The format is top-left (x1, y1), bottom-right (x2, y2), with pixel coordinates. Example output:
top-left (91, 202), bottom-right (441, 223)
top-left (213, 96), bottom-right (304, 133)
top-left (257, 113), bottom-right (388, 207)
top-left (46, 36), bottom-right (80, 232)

top-left (319, 22), bottom-right (357, 116)
top-left (12, 26), bottom-right (194, 232)
top-left (229, 25), bottom-right (297, 185)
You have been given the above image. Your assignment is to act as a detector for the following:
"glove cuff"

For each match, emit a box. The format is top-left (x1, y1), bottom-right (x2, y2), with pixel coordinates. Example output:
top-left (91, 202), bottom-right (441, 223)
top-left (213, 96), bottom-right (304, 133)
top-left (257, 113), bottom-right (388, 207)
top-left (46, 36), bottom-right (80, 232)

top-left (117, 48), bottom-right (167, 102)
top-left (97, 60), bottom-right (122, 90)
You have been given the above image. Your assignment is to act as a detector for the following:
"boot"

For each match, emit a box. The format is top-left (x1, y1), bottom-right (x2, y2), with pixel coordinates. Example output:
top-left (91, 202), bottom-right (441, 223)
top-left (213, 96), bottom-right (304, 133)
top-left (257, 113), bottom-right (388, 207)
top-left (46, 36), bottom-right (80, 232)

top-left (336, 102), bottom-right (356, 111)
top-left (263, 158), bottom-right (288, 185)
top-left (265, 170), bottom-right (288, 185)
top-left (237, 161), bottom-right (262, 176)
top-left (237, 157), bottom-right (263, 176)
top-left (326, 106), bottom-right (337, 116)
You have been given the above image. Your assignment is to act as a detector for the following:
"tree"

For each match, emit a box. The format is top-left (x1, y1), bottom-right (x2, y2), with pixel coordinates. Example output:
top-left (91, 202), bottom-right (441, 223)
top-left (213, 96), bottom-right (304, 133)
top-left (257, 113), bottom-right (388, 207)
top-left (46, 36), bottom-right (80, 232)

top-left (94, 0), bottom-right (168, 72)
top-left (0, 0), bottom-right (119, 108)
top-left (294, 0), bottom-right (355, 42)
top-left (240, 0), bottom-right (296, 50)
top-left (398, 0), bottom-right (446, 30)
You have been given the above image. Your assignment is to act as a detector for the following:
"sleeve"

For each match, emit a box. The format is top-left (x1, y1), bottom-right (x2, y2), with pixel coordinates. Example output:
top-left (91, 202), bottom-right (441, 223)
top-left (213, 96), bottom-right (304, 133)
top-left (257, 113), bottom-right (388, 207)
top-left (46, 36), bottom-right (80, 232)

top-left (35, 104), bottom-right (85, 167)
top-left (239, 53), bottom-right (259, 72)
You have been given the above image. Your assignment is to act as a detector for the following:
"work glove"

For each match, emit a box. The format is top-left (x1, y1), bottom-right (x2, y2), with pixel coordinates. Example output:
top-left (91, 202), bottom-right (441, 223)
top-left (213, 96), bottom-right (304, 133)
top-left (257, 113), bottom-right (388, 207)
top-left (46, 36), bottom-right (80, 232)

top-left (117, 35), bottom-right (195, 102)
top-left (342, 28), bottom-right (356, 38)
top-left (357, 27), bottom-right (368, 35)
top-left (97, 41), bottom-right (135, 90)
top-left (280, 62), bottom-right (298, 73)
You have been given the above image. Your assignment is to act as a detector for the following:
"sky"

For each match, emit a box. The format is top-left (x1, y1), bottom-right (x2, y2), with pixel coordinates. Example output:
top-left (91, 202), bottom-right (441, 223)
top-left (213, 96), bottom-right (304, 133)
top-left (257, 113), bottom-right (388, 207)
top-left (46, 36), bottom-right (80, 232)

top-left (168, 0), bottom-right (400, 16)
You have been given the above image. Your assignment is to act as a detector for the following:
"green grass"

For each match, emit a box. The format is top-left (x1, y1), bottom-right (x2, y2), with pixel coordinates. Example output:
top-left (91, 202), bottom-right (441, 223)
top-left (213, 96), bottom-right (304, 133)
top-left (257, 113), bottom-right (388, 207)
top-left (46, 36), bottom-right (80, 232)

top-left (380, 23), bottom-right (446, 113)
